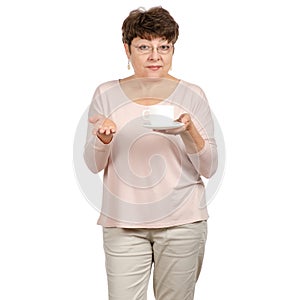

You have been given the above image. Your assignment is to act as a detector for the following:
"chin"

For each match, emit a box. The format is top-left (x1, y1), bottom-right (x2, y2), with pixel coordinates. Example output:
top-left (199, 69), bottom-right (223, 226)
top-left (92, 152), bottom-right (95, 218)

top-left (145, 71), bottom-right (166, 78)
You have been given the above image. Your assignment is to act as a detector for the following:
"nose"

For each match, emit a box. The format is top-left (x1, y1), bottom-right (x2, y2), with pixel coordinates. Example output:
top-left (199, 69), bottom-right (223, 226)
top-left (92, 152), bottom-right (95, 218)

top-left (148, 48), bottom-right (160, 61)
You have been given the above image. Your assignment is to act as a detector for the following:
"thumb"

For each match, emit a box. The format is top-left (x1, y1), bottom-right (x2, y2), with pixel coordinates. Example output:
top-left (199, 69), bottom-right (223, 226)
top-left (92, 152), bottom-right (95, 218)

top-left (89, 114), bottom-right (104, 124)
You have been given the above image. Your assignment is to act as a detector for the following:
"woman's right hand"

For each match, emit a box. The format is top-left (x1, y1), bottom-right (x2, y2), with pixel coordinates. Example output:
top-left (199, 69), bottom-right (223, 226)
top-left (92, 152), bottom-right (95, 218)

top-left (89, 115), bottom-right (117, 144)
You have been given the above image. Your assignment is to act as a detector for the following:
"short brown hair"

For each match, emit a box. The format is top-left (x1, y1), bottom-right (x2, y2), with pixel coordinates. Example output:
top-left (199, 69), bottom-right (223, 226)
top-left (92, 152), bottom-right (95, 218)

top-left (122, 6), bottom-right (179, 47)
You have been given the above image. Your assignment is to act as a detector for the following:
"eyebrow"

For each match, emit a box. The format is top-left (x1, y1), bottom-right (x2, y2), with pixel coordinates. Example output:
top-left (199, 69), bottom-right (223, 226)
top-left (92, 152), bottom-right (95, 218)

top-left (135, 39), bottom-right (169, 44)
top-left (136, 37), bottom-right (168, 42)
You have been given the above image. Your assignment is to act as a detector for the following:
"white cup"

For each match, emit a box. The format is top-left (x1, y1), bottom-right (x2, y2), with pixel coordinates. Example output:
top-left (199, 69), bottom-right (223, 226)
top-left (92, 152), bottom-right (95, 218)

top-left (142, 105), bottom-right (174, 125)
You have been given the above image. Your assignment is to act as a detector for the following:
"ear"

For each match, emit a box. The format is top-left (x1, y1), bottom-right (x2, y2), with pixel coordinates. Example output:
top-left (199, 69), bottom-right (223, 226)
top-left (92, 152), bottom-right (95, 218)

top-left (124, 43), bottom-right (131, 59)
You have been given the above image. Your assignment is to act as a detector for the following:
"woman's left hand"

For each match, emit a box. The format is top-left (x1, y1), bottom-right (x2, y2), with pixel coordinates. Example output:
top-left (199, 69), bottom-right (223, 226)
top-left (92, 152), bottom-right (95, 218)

top-left (154, 113), bottom-right (192, 135)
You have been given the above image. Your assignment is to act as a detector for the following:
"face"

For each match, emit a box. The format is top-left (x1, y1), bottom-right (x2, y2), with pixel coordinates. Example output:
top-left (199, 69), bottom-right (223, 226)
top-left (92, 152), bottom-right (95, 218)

top-left (124, 37), bottom-right (174, 78)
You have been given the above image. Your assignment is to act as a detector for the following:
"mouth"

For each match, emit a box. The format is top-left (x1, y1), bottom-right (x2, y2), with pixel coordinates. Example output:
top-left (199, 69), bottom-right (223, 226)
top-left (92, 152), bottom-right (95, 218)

top-left (146, 66), bottom-right (162, 71)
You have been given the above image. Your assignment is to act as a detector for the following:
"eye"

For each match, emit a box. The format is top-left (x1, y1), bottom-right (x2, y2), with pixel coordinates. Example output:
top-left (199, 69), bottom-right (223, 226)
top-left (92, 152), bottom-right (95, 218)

top-left (158, 45), bottom-right (171, 52)
top-left (138, 45), bottom-right (150, 51)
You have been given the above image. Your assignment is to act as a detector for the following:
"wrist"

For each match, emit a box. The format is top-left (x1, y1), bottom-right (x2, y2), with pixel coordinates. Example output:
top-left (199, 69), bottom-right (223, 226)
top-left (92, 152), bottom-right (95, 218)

top-left (180, 122), bottom-right (205, 153)
top-left (179, 121), bottom-right (194, 137)
top-left (186, 120), bottom-right (196, 132)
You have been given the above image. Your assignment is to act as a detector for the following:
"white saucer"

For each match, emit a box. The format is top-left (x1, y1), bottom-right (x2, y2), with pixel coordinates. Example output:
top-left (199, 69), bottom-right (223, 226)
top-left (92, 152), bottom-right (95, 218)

top-left (143, 121), bottom-right (184, 130)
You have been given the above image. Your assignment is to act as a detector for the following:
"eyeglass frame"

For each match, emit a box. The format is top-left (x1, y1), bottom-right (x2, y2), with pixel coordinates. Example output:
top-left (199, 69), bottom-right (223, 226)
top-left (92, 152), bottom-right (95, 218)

top-left (131, 43), bottom-right (174, 55)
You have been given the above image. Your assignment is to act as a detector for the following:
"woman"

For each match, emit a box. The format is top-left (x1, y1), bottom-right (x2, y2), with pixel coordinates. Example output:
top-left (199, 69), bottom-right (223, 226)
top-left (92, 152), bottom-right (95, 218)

top-left (84, 6), bottom-right (218, 300)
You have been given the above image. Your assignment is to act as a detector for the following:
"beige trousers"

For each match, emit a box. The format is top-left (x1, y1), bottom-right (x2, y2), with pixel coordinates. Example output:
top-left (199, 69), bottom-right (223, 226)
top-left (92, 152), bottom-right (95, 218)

top-left (102, 221), bottom-right (207, 300)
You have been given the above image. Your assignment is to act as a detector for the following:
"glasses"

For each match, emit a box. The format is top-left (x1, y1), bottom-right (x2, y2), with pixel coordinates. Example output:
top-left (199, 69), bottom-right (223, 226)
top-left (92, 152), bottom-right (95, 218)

top-left (132, 43), bottom-right (173, 55)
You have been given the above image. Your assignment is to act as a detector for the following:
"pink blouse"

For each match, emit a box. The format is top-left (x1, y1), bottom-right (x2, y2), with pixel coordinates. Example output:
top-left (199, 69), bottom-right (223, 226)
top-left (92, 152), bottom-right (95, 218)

top-left (84, 80), bottom-right (218, 228)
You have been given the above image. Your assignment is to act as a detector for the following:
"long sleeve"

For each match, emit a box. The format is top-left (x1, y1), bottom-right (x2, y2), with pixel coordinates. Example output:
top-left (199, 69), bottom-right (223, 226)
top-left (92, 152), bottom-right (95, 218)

top-left (187, 140), bottom-right (218, 178)
top-left (83, 87), bottom-right (111, 174)
top-left (185, 85), bottom-right (218, 178)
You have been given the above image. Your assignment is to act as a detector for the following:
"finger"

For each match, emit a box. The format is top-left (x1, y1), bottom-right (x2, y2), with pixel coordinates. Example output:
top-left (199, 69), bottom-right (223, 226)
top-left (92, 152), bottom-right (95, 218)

top-left (89, 117), bottom-right (94, 123)
top-left (175, 114), bottom-right (185, 122)
top-left (89, 115), bottom-right (100, 123)
top-left (92, 124), bottom-right (103, 135)
top-left (92, 128), bottom-right (98, 135)
top-left (181, 114), bottom-right (189, 121)
top-left (89, 114), bottom-right (104, 124)
top-left (98, 127), bottom-right (113, 135)
top-left (108, 126), bottom-right (116, 133)
top-left (153, 129), bottom-right (172, 134)
top-left (153, 129), bottom-right (164, 133)
top-left (98, 127), bottom-right (107, 134)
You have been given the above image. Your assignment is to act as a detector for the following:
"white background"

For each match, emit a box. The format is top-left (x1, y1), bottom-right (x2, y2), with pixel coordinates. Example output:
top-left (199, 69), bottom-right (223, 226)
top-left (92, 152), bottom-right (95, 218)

top-left (1, 0), bottom-right (299, 299)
